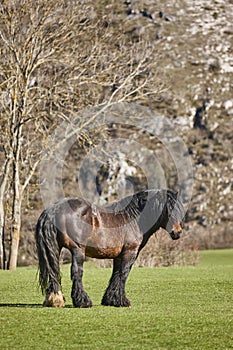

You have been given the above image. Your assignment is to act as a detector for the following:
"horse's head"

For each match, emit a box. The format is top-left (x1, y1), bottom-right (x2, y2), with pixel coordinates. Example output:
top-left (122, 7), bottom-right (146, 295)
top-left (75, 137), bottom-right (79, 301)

top-left (163, 191), bottom-right (185, 240)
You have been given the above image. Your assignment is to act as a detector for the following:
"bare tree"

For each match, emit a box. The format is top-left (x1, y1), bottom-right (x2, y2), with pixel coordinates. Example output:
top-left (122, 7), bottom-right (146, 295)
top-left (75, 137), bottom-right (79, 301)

top-left (0, 0), bottom-right (80, 268)
top-left (0, 0), bottom-right (161, 269)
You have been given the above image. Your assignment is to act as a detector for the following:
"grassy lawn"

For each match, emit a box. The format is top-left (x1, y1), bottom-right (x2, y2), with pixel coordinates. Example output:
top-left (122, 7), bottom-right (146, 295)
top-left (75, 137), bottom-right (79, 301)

top-left (0, 250), bottom-right (232, 350)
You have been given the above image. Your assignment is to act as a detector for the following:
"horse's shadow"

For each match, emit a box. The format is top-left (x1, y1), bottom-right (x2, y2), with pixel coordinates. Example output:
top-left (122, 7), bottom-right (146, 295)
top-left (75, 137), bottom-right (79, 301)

top-left (0, 303), bottom-right (81, 308)
top-left (0, 303), bottom-right (43, 308)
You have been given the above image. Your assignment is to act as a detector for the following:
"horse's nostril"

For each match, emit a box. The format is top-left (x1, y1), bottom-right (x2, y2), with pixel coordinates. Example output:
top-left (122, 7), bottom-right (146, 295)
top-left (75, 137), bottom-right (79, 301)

top-left (170, 230), bottom-right (181, 240)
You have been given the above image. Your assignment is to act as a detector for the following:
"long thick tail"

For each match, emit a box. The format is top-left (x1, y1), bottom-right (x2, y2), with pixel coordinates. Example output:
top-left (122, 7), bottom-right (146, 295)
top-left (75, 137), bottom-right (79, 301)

top-left (35, 209), bottom-right (61, 294)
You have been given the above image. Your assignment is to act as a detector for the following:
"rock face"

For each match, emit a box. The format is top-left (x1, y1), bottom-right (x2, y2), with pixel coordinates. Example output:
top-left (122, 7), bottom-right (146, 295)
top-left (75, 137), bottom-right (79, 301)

top-left (121, 0), bottom-right (233, 243)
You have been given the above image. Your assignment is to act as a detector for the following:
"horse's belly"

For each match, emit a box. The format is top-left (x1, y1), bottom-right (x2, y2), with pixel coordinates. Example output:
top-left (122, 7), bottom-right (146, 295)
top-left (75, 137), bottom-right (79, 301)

top-left (85, 244), bottom-right (122, 259)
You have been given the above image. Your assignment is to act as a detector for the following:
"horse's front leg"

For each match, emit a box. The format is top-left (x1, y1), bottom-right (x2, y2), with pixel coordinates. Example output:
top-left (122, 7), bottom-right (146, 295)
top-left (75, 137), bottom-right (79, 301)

top-left (71, 248), bottom-right (92, 308)
top-left (101, 249), bottom-right (137, 307)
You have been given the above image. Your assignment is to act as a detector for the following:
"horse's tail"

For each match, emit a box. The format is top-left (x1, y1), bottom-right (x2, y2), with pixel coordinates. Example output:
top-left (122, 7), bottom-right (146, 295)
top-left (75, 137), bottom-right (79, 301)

top-left (35, 209), bottom-right (61, 294)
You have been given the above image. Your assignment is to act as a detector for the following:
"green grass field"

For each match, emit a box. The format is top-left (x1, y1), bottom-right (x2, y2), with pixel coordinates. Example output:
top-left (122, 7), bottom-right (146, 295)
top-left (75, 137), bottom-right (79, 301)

top-left (0, 250), bottom-right (232, 350)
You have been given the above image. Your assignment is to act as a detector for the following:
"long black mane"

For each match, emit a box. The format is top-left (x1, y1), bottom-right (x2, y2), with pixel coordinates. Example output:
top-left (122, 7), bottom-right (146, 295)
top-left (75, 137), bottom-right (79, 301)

top-left (106, 189), bottom-right (184, 231)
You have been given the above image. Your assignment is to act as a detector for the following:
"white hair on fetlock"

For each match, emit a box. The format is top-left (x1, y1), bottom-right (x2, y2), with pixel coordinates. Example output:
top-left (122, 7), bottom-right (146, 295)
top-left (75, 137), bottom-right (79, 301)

top-left (43, 291), bottom-right (65, 308)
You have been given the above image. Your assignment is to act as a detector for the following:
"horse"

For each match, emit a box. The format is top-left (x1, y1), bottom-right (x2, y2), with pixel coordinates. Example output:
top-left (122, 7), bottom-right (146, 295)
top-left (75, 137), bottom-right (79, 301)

top-left (35, 189), bottom-right (185, 308)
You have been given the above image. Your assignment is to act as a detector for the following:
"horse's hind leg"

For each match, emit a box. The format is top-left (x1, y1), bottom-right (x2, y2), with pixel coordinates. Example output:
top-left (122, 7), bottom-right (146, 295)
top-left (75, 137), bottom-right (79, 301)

top-left (43, 248), bottom-right (65, 308)
top-left (71, 248), bottom-right (92, 308)
top-left (43, 277), bottom-right (65, 308)
top-left (102, 250), bottom-right (137, 307)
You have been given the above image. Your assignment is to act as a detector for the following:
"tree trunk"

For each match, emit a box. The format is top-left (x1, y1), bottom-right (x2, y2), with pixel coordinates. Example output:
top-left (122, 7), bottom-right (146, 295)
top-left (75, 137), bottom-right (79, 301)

top-left (0, 157), bottom-right (12, 269)
top-left (8, 190), bottom-right (22, 270)
top-left (0, 200), bottom-right (6, 270)
top-left (8, 157), bottom-right (22, 270)
top-left (8, 218), bottom-right (21, 270)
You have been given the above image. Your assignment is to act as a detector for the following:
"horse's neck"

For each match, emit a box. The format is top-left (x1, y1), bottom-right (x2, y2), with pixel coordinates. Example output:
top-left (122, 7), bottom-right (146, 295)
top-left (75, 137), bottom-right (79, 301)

top-left (138, 229), bottom-right (154, 252)
top-left (138, 208), bottom-right (166, 253)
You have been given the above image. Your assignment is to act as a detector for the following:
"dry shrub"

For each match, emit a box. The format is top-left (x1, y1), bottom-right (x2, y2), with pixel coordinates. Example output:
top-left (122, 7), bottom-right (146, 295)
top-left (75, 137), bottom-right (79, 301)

top-left (135, 229), bottom-right (200, 267)
top-left (93, 229), bottom-right (200, 268)
top-left (184, 223), bottom-right (233, 250)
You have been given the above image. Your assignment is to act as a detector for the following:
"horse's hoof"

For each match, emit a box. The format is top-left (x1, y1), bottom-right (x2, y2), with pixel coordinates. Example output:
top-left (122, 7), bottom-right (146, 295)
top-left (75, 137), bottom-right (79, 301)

top-left (122, 298), bottom-right (131, 307)
top-left (73, 300), bottom-right (93, 308)
top-left (101, 296), bottom-right (131, 307)
top-left (43, 291), bottom-right (65, 307)
top-left (72, 293), bottom-right (93, 308)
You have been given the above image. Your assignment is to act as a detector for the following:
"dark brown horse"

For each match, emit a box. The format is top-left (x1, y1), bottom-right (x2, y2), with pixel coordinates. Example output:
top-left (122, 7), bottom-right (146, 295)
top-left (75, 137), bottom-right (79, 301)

top-left (35, 189), bottom-right (185, 307)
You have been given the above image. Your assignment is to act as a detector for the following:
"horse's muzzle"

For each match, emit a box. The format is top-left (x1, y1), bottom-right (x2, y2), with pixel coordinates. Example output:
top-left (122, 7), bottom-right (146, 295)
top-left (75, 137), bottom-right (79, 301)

top-left (170, 230), bottom-right (181, 240)
top-left (170, 222), bottom-right (182, 240)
